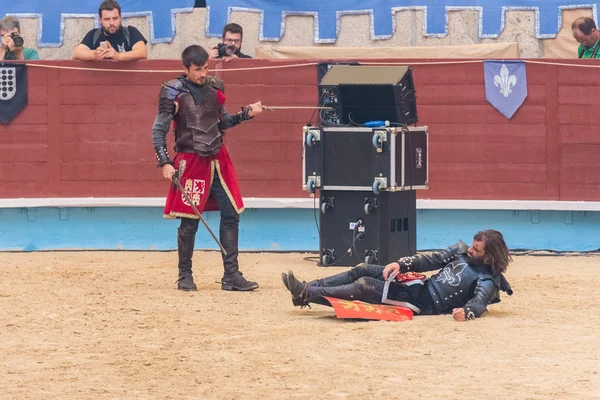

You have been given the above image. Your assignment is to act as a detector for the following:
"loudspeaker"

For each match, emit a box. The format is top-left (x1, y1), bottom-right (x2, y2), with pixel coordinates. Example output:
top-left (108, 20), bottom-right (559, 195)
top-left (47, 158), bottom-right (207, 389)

top-left (302, 126), bottom-right (429, 193)
top-left (318, 65), bottom-right (418, 126)
top-left (319, 190), bottom-right (416, 267)
top-left (317, 61), bottom-right (359, 83)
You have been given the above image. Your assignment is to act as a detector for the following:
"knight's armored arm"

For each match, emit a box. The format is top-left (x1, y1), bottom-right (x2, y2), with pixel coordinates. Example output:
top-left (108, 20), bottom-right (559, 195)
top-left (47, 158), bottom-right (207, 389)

top-left (397, 241), bottom-right (469, 273)
top-left (462, 279), bottom-right (498, 320)
top-left (206, 76), bottom-right (253, 130)
top-left (152, 112), bottom-right (174, 166)
top-left (151, 87), bottom-right (177, 167)
top-left (218, 105), bottom-right (252, 130)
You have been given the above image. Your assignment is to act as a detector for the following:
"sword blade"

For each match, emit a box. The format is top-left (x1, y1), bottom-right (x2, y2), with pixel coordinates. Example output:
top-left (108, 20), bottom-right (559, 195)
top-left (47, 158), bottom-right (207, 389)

top-left (262, 105), bottom-right (334, 110)
top-left (172, 175), bottom-right (227, 256)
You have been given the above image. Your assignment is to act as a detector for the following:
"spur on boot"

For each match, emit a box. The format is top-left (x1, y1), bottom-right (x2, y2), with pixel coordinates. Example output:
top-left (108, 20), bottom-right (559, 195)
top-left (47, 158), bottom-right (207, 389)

top-left (281, 272), bottom-right (305, 307)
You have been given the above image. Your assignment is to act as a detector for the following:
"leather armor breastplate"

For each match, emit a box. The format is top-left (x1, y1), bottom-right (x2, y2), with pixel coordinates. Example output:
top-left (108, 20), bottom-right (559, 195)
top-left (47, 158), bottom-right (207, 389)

top-left (175, 90), bottom-right (223, 156)
top-left (426, 254), bottom-right (500, 312)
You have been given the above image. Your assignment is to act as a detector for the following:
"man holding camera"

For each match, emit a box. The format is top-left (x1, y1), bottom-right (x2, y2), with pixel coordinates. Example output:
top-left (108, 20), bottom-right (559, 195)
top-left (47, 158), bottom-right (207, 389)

top-left (0, 16), bottom-right (40, 61)
top-left (73, 0), bottom-right (147, 61)
top-left (209, 23), bottom-right (252, 62)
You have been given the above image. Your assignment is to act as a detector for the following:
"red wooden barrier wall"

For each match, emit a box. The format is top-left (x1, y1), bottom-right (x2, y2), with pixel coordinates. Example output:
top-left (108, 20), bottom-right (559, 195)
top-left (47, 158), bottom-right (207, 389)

top-left (1, 59), bottom-right (599, 201)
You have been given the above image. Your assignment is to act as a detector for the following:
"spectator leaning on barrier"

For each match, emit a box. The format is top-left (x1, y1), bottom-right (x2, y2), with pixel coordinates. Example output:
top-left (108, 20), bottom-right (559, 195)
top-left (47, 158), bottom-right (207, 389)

top-left (572, 17), bottom-right (600, 58)
top-left (0, 16), bottom-right (40, 61)
top-left (73, 0), bottom-right (147, 61)
top-left (208, 23), bottom-right (252, 62)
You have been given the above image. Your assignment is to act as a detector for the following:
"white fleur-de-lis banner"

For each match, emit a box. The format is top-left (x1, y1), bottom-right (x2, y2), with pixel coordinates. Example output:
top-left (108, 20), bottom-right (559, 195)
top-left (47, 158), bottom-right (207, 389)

top-left (484, 60), bottom-right (527, 119)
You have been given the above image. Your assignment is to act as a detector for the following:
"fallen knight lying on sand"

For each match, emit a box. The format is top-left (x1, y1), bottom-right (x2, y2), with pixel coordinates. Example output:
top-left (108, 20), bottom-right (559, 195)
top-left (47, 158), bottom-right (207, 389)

top-left (282, 229), bottom-right (513, 322)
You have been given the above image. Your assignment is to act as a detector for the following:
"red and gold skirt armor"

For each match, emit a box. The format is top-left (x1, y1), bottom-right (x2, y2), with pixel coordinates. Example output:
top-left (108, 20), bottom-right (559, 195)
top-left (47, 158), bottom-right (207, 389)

top-left (163, 145), bottom-right (244, 219)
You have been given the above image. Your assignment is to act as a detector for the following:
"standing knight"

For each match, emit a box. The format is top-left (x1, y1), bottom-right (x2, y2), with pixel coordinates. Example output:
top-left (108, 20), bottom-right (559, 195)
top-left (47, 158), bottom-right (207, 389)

top-left (151, 45), bottom-right (262, 291)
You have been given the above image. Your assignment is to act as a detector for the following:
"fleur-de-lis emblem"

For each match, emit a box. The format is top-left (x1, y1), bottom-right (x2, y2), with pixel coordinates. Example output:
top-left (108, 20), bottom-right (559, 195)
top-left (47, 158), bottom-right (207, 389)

top-left (493, 64), bottom-right (517, 98)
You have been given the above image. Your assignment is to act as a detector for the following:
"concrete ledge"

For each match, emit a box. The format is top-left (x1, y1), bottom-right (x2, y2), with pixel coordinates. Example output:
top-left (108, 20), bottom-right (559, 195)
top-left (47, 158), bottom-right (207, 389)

top-left (2, 197), bottom-right (600, 211)
top-left (1, 206), bottom-right (599, 252)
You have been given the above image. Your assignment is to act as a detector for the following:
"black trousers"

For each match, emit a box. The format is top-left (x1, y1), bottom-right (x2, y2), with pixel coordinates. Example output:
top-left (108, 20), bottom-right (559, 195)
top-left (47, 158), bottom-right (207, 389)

top-left (306, 265), bottom-right (433, 312)
top-left (177, 172), bottom-right (241, 278)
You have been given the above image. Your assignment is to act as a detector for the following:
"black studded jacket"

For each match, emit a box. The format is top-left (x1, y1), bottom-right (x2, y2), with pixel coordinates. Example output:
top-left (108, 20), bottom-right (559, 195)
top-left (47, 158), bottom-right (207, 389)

top-left (397, 251), bottom-right (513, 319)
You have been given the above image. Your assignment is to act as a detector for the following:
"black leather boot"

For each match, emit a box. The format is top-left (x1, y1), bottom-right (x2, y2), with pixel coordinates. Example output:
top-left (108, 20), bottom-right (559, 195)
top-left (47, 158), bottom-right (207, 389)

top-left (283, 264), bottom-right (379, 290)
top-left (281, 272), bottom-right (306, 306)
top-left (177, 218), bottom-right (198, 291)
top-left (220, 220), bottom-right (258, 291)
top-left (177, 275), bottom-right (197, 291)
top-left (281, 269), bottom-right (357, 306)
top-left (285, 271), bottom-right (363, 306)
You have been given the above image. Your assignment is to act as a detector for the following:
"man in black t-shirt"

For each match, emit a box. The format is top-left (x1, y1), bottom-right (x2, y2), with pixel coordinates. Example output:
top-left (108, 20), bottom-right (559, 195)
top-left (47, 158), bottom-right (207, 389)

top-left (73, 0), bottom-right (147, 61)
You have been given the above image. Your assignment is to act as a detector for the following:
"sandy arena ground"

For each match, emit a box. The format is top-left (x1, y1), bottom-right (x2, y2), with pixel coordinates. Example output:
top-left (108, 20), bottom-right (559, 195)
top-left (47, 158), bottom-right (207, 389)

top-left (0, 251), bottom-right (599, 399)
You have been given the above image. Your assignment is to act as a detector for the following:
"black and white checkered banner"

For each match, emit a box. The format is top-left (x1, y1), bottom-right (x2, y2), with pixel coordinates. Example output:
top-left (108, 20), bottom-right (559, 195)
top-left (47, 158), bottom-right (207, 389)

top-left (0, 63), bottom-right (28, 125)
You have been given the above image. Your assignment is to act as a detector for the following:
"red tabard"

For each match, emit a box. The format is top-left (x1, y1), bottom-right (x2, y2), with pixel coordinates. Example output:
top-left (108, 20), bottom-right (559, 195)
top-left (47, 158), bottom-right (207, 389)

top-left (163, 145), bottom-right (244, 219)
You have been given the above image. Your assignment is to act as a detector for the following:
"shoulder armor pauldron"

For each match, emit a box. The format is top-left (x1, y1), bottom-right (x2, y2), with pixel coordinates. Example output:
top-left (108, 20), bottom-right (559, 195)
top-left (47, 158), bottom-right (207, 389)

top-left (160, 78), bottom-right (189, 99)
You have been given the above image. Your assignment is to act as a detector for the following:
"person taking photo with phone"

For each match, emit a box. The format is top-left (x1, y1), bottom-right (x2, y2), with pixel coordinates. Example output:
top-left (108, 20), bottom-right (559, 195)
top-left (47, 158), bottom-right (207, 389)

top-left (73, 0), bottom-right (147, 61)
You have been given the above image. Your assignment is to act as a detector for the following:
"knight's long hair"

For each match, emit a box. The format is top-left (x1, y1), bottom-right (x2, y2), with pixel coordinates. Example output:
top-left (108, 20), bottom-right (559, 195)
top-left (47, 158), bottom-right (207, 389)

top-left (474, 230), bottom-right (512, 275)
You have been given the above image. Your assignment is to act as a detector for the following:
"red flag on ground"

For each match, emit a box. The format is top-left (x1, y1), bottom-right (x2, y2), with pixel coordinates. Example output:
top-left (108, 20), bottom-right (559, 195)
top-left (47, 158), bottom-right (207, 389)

top-left (322, 297), bottom-right (413, 322)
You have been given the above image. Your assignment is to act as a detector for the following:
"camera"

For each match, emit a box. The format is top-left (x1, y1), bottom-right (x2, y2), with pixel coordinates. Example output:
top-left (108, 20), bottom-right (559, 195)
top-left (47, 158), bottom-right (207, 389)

top-left (10, 32), bottom-right (24, 47)
top-left (216, 42), bottom-right (236, 58)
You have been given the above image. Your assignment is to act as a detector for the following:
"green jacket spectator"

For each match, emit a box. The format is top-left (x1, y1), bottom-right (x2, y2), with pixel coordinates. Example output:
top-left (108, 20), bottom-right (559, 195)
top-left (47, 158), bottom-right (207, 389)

top-left (572, 16), bottom-right (600, 58)
top-left (0, 16), bottom-right (40, 61)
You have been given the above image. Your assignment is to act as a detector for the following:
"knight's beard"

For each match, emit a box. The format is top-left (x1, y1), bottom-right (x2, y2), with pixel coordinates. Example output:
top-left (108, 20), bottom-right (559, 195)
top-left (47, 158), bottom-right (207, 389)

top-left (467, 254), bottom-right (486, 267)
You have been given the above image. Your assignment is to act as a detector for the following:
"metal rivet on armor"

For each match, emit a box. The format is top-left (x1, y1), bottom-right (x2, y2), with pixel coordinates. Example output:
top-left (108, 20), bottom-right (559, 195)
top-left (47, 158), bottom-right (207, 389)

top-left (436, 301), bottom-right (439, 303)
top-left (445, 298), bottom-right (448, 300)
top-left (449, 295), bottom-right (452, 297)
